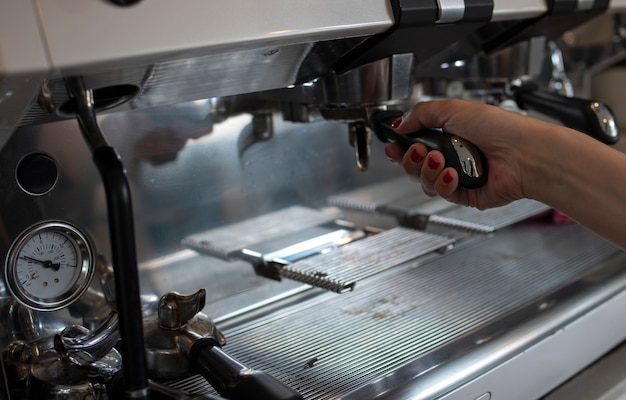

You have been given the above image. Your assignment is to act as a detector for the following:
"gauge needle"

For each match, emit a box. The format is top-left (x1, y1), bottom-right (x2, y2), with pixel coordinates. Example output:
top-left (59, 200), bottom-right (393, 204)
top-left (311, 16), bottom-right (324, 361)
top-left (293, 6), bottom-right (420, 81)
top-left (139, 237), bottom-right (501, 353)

top-left (22, 256), bottom-right (61, 271)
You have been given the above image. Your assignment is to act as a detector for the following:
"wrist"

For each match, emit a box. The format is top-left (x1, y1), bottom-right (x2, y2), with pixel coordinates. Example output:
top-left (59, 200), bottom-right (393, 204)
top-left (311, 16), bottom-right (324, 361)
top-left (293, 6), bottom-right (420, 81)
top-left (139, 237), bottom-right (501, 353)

top-left (518, 121), bottom-right (575, 203)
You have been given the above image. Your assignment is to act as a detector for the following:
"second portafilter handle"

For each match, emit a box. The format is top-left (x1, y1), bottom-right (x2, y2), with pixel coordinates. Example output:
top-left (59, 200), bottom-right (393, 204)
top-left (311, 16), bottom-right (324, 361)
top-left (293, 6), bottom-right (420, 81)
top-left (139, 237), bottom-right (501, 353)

top-left (189, 340), bottom-right (303, 400)
top-left (511, 82), bottom-right (620, 145)
top-left (147, 290), bottom-right (303, 400)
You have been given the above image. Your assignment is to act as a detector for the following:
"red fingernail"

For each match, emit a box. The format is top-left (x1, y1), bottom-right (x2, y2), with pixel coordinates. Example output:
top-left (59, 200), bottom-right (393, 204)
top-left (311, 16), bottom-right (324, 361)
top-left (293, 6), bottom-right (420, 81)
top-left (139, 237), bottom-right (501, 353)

top-left (384, 147), bottom-right (393, 161)
top-left (391, 118), bottom-right (402, 129)
top-left (442, 170), bottom-right (453, 184)
top-left (410, 148), bottom-right (423, 163)
top-left (428, 155), bottom-right (441, 170)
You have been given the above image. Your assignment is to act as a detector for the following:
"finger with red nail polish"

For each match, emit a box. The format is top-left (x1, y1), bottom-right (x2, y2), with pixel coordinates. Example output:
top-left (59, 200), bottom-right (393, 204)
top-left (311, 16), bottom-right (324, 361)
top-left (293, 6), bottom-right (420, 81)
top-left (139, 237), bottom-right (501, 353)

top-left (434, 168), bottom-right (458, 198)
top-left (384, 146), bottom-right (393, 161)
top-left (410, 147), bottom-right (424, 163)
top-left (391, 112), bottom-right (408, 129)
top-left (402, 144), bottom-right (428, 180)
top-left (419, 151), bottom-right (445, 194)
top-left (384, 143), bottom-right (405, 164)
top-left (427, 154), bottom-right (441, 170)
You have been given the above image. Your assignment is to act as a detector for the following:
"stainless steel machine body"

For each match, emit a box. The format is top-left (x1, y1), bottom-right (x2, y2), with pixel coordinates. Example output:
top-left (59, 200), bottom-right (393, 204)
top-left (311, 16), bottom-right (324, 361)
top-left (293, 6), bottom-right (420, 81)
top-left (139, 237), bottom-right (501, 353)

top-left (2, 1), bottom-right (626, 399)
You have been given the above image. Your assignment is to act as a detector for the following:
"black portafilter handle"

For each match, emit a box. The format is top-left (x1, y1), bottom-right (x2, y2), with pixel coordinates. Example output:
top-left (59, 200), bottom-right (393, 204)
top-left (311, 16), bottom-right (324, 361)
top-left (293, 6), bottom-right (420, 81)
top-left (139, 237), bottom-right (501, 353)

top-left (189, 339), bottom-right (303, 400)
top-left (371, 109), bottom-right (488, 189)
top-left (512, 84), bottom-right (620, 145)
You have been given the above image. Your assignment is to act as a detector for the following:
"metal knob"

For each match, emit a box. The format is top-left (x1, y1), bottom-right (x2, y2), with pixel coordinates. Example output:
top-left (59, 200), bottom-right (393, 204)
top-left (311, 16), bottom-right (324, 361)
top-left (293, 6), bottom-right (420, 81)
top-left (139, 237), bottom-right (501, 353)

top-left (158, 289), bottom-right (206, 329)
top-left (144, 289), bottom-right (226, 379)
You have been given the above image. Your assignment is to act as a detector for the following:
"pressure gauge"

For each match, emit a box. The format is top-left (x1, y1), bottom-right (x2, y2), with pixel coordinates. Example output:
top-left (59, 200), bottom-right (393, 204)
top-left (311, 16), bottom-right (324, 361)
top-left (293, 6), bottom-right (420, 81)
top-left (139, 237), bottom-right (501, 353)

top-left (5, 221), bottom-right (95, 311)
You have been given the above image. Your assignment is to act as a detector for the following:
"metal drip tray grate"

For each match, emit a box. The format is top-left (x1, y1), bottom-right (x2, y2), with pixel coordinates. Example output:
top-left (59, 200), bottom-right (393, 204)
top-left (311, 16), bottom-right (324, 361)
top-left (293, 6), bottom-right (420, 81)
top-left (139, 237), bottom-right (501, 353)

top-left (276, 226), bottom-right (455, 292)
top-left (327, 177), bottom-right (437, 213)
top-left (327, 177), bottom-right (550, 232)
top-left (428, 199), bottom-right (551, 233)
top-left (181, 206), bottom-right (342, 260)
top-left (182, 204), bottom-right (454, 292)
top-left (167, 223), bottom-right (626, 399)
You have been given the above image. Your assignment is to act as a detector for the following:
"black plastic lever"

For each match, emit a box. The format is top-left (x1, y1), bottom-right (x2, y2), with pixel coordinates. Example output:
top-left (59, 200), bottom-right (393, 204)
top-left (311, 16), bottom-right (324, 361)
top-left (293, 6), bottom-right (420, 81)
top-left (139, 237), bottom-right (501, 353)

top-left (189, 339), bottom-right (303, 400)
top-left (371, 110), bottom-right (488, 189)
top-left (512, 84), bottom-right (620, 145)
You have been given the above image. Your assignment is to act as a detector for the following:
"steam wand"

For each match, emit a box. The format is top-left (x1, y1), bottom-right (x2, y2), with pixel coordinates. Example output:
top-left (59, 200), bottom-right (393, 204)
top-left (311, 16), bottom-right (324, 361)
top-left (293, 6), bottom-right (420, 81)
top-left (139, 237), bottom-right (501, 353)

top-left (65, 77), bottom-right (149, 400)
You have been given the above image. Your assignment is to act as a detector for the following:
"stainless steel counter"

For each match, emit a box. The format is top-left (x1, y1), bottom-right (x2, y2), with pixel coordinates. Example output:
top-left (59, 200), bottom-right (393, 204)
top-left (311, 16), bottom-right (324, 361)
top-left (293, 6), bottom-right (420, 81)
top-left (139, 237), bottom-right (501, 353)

top-left (162, 220), bottom-right (626, 399)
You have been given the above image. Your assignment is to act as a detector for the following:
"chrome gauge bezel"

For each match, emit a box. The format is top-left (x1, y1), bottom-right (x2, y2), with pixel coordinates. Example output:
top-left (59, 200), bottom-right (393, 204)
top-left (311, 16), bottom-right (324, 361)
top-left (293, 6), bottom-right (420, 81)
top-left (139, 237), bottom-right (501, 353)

top-left (5, 221), bottom-right (95, 311)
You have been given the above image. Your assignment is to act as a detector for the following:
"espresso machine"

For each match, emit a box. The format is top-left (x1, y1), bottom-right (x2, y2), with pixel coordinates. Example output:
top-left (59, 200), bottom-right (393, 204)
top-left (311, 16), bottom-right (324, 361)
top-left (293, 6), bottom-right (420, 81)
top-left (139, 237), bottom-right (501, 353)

top-left (2, 1), bottom-right (626, 399)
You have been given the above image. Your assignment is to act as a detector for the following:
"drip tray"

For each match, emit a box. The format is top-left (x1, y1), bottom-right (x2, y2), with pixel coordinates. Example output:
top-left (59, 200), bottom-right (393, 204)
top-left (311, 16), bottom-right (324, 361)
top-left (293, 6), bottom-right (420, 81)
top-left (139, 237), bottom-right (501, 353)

top-left (429, 198), bottom-right (550, 232)
top-left (273, 226), bottom-right (454, 292)
top-left (165, 222), bottom-right (626, 400)
top-left (182, 205), bottom-right (454, 292)
top-left (181, 206), bottom-right (343, 260)
top-left (327, 177), bottom-right (551, 232)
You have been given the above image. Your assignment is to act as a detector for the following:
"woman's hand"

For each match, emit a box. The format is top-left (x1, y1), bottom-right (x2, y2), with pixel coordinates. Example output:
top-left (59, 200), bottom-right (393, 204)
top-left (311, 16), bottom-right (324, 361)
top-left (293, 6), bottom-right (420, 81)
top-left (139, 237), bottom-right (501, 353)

top-left (385, 99), bottom-right (550, 210)
top-left (384, 98), bottom-right (626, 251)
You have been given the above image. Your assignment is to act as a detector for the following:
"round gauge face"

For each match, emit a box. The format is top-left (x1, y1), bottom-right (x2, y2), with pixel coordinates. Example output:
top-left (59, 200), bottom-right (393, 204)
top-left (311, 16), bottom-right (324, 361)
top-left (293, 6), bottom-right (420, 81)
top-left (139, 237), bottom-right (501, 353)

top-left (5, 221), bottom-right (95, 311)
